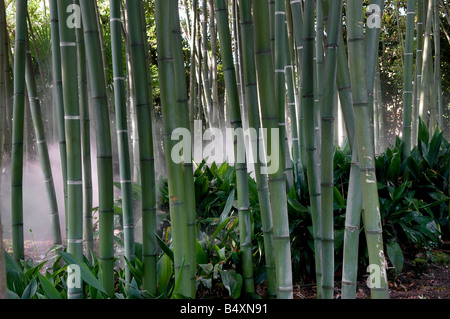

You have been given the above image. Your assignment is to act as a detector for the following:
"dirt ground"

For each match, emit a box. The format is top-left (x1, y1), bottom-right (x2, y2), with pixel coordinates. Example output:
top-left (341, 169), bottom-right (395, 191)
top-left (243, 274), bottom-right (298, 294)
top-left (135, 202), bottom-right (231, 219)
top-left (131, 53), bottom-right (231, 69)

top-left (291, 247), bottom-right (450, 299)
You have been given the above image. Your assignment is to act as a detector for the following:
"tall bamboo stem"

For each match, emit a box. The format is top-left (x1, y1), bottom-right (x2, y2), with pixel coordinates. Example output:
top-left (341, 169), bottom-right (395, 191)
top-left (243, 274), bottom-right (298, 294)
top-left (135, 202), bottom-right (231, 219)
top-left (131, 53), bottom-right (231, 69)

top-left (125, 0), bottom-right (158, 296)
top-left (48, 0), bottom-right (68, 235)
top-left (110, 0), bottom-right (135, 284)
top-left (171, 0), bottom-right (198, 297)
top-left (155, 0), bottom-right (192, 297)
top-left (253, 0), bottom-right (293, 299)
top-left (319, 0), bottom-right (342, 299)
top-left (58, 0), bottom-right (84, 299)
top-left (11, 0), bottom-right (27, 263)
top-left (301, 0), bottom-right (322, 298)
top-left (346, 0), bottom-right (389, 299)
top-left (402, 0), bottom-right (416, 157)
top-left (25, 34), bottom-right (63, 248)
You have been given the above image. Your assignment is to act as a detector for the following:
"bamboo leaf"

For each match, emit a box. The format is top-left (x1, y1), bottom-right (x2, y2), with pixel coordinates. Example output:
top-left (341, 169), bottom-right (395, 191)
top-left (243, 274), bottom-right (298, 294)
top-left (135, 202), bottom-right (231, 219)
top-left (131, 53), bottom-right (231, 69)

top-left (219, 269), bottom-right (243, 299)
top-left (386, 241), bottom-right (404, 275)
top-left (196, 239), bottom-right (209, 265)
top-left (212, 217), bottom-right (231, 239)
top-left (427, 126), bottom-right (443, 167)
top-left (21, 277), bottom-right (37, 299)
top-left (157, 253), bottom-right (173, 296)
top-left (59, 252), bottom-right (107, 294)
top-left (219, 188), bottom-right (235, 224)
top-left (38, 273), bottom-right (62, 299)
top-left (155, 234), bottom-right (174, 262)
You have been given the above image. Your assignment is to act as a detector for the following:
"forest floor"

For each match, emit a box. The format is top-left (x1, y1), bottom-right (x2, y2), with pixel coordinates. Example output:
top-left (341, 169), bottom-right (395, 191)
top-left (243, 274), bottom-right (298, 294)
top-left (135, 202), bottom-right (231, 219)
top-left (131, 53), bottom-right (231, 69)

top-left (9, 239), bottom-right (450, 300)
top-left (290, 244), bottom-right (450, 299)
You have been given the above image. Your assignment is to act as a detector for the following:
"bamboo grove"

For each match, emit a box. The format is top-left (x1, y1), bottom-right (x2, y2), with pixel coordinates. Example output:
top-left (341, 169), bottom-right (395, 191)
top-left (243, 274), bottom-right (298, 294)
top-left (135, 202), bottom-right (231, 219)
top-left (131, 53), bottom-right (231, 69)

top-left (0, 0), bottom-right (449, 300)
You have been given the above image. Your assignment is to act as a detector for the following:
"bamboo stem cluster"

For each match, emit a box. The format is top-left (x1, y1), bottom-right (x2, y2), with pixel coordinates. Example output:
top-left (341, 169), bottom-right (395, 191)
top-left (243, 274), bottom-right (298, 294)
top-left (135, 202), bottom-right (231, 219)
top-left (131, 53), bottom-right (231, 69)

top-left (3, 0), bottom-right (446, 300)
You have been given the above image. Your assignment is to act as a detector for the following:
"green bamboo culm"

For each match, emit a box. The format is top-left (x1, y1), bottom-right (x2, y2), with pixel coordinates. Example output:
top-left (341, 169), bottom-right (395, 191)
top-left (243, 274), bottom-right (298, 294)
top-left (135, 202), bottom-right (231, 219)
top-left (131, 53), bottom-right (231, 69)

top-left (170, 0), bottom-right (198, 296)
top-left (0, 0), bottom-right (6, 298)
top-left (337, 30), bottom-right (363, 300)
top-left (214, 0), bottom-right (255, 295)
top-left (172, 0), bottom-right (197, 296)
top-left (412, 0), bottom-right (424, 144)
top-left (239, 0), bottom-right (277, 299)
top-left (283, 0), bottom-right (302, 189)
top-left (155, 0), bottom-right (192, 298)
top-left (346, 0), bottom-right (389, 299)
top-left (319, 0), bottom-right (343, 299)
top-left (79, 0), bottom-right (116, 298)
top-left (48, 0), bottom-right (68, 234)
top-left (253, 0), bottom-right (293, 299)
top-left (301, 0), bottom-right (322, 299)
top-left (273, 0), bottom-right (292, 190)
top-left (365, 0), bottom-right (384, 152)
top-left (11, 0), bottom-right (27, 263)
top-left (57, 0), bottom-right (84, 299)
top-left (125, 0), bottom-right (158, 296)
top-left (24, 34), bottom-right (62, 248)
top-left (419, 0), bottom-right (433, 125)
top-left (289, 0), bottom-right (306, 166)
top-left (110, 0), bottom-right (135, 284)
top-left (73, 0), bottom-right (93, 263)
top-left (402, 0), bottom-right (416, 157)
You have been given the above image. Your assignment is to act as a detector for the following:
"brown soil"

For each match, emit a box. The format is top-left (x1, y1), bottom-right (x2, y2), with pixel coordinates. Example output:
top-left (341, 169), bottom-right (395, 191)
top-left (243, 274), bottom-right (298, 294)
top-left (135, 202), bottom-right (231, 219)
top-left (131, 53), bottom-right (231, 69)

top-left (292, 248), bottom-right (450, 299)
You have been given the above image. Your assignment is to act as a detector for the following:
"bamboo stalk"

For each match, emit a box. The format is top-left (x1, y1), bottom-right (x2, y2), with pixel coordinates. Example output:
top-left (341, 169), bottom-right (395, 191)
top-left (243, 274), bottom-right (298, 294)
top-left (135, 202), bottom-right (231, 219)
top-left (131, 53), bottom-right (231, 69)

top-left (189, 0), bottom-right (198, 135)
top-left (433, 0), bottom-right (442, 128)
top-left (365, 0), bottom-right (384, 154)
top-left (274, 0), bottom-right (292, 191)
top-left (171, 0), bottom-right (198, 297)
top-left (0, 0), bottom-right (5, 298)
top-left (239, 0), bottom-right (277, 298)
top-left (57, 0), bottom-right (84, 299)
top-left (11, 0), bottom-right (28, 263)
top-left (25, 33), bottom-right (63, 248)
top-left (346, 0), bottom-right (389, 299)
top-left (402, 0), bottom-right (416, 157)
top-left (301, 0), bottom-right (322, 299)
top-left (319, 0), bottom-right (342, 299)
top-left (214, 0), bottom-right (255, 295)
top-left (79, 0), bottom-right (116, 298)
top-left (73, 0), bottom-right (93, 263)
top-left (155, 0), bottom-right (192, 297)
top-left (253, 0), bottom-right (293, 299)
top-left (419, 0), bottom-right (433, 126)
top-left (48, 0), bottom-right (68, 236)
top-left (337, 29), bottom-right (363, 300)
top-left (110, 0), bottom-right (135, 284)
top-left (125, 0), bottom-right (158, 297)
top-left (413, 0), bottom-right (424, 144)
